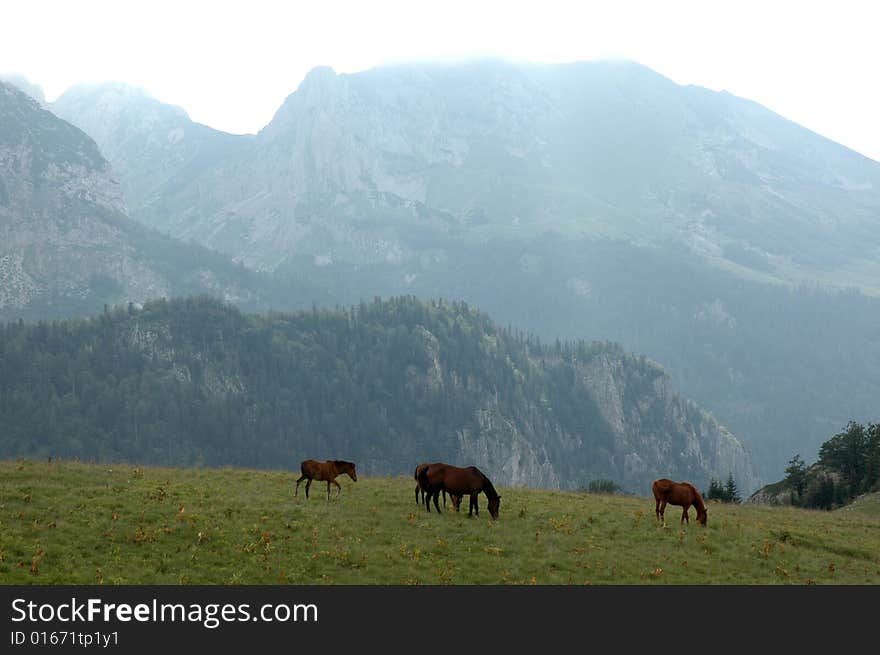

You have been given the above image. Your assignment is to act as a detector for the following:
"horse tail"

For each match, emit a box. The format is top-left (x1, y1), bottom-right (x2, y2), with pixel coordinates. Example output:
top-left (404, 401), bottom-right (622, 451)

top-left (417, 465), bottom-right (431, 491)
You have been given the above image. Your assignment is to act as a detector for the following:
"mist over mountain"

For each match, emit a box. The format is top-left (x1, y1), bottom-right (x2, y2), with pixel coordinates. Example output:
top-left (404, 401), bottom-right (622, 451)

top-left (12, 60), bottom-right (880, 484)
top-left (53, 60), bottom-right (880, 287)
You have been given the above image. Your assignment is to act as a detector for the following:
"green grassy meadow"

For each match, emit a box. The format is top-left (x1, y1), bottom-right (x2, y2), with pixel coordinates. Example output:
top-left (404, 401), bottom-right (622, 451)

top-left (1, 460), bottom-right (878, 585)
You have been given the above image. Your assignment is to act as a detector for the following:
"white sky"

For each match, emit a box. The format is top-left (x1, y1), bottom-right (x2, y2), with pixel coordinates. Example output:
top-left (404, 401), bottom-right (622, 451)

top-left (3, 0), bottom-right (879, 161)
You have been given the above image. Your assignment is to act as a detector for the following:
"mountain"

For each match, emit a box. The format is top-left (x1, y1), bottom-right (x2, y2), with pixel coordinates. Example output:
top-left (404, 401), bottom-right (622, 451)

top-left (52, 83), bottom-right (251, 218)
top-left (53, 60), bottom-right (880, 285)
top-left (0, 73), bottom-right (46, 105)
top-left (39, 61), bottom-right (880, 483)
top-left (0, 80), bottom-right (296, 321)
top-left (0, 295), bottom-right (758, 493)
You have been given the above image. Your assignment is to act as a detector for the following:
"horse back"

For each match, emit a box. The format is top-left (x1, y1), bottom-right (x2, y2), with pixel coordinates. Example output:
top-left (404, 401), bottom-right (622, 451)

top-left (300, 459), bottom-right (331, 480)
top-left (425, 463), bottom-right (484, 495)
top-left (652, 478), bottom-right (674, 500)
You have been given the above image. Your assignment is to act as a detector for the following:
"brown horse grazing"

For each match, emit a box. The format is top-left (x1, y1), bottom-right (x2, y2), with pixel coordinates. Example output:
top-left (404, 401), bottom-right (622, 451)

top-left (652, 478), bottom-right (707, 526)
top-left (414, 462), bottom-right (462, 509)
top-left (295, 459), bottom-right (357, 500)
top-left (418, 463), bottom-right (501, 519)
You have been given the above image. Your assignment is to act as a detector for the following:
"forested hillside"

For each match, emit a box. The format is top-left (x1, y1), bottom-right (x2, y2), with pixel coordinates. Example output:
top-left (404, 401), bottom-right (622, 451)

top-left (750, 421), bottom-right (880, 509)
top-left (0, 296), bottom-right (757, 492)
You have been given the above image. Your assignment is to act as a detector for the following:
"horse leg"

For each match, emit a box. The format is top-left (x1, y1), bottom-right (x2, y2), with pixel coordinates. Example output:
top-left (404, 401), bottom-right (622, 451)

top-left (655, 497), bottom-right (660, 521)
top-left (305, 479), bottom-right (312, 499)
top-left (415, 484), bottom-right (420, 505)
top-left (333, 479), bottom-right (342, 497)
top-left (681, 505), bottom-right (689, 524)
top-left (326, 481), bottom-right (332, 501)
top-left (473, 493), bottom-right (479, 517)
top-left (432, 490), bottom-right (442, 514)
top-left (659, 499), bottom-right (667, 524)
top-left (295, 475), bottom-right (306, 497)
top-left (443, 489), bottom-right (447, 508)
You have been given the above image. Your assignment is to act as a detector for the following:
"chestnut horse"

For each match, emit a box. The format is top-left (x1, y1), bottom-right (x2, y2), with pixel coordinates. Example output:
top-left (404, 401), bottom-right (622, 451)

top-left (418, 463), bottom-right (501, 519)
top-left (652, 478), bottom-right (707, 525)
top-left (414, 462), bottom-right (462, 510)
top-left (295, 459), bottom-right (357, 500)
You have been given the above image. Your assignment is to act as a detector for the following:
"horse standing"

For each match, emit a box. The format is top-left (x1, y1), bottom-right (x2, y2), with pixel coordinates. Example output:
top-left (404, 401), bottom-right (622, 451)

top-left (418, 463), bottom-right (501, 519)
top-left (414, 462), bottom-right (462, 510)
top-left (652, 478), bottom-right (707, 525)
top-left (295, 459), bottom-right (357, 500)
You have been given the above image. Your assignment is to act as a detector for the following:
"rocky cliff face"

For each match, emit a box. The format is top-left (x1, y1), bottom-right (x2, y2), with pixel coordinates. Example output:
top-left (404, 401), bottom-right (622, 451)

top-left (0, 81), bottom-right (162, 313)
top-left (456, 350), bottom-right (758, 493)
top-left (573, 353), bottom-right (757, 493)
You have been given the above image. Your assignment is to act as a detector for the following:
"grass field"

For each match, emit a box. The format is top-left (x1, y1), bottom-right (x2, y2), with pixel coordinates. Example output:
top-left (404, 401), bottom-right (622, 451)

top-left (1, 459), bottom-right (878, 585)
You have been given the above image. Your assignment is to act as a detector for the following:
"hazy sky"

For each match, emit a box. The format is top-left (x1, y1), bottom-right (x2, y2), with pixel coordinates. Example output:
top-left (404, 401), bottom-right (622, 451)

top-left (3, 0), bottom-right (879, 161)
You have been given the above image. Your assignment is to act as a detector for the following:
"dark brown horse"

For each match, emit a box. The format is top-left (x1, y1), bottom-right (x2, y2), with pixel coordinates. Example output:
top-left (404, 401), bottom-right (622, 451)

top-left (295, 459), bottom-right (357, 500)
top-left (418, 463), bottom-right (501, 519)
top-left (414, 462), bottom-right (462, 509)
top-left (652, 478), bottom-right (707, 525)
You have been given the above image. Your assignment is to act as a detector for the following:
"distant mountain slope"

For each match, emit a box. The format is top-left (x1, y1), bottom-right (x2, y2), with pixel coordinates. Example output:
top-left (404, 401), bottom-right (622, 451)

top-left (0, 73), bottom-right (46, 105)
top-left (53, 60), bottom-right (880, 288)
top-left (52, 83), bottom-right (252, 217)
top-left (0, 295), bottom-right (758, 493)
top-left (0, 81), bottom-right (295, 321)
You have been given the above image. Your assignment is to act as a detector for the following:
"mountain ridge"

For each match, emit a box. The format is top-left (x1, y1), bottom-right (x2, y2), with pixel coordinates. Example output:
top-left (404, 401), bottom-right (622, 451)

top-left (50, 60), bottom-right (880, 288)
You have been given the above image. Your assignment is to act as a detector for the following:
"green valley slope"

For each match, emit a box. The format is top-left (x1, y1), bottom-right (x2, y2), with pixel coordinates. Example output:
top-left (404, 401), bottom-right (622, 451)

top-left (1, 460), bottom-right (877, 585)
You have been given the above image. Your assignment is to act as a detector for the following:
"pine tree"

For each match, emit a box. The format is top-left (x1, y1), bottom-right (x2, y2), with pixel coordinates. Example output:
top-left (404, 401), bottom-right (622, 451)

top-left (784, 454), bottom-right (808, 502)
top-left (706, 477), bottom-right (726, 502)
top-left (724, 472), bottom-right (741, 504)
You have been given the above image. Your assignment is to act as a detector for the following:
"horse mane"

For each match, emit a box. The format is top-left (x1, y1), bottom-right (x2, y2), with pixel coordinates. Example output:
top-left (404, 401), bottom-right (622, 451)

top-left (333, 460), bottom-right (354, 468)
top-left (687, 482), bottom-right (706, 510)
top-left (480, 471), bottom-right (500, 500)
